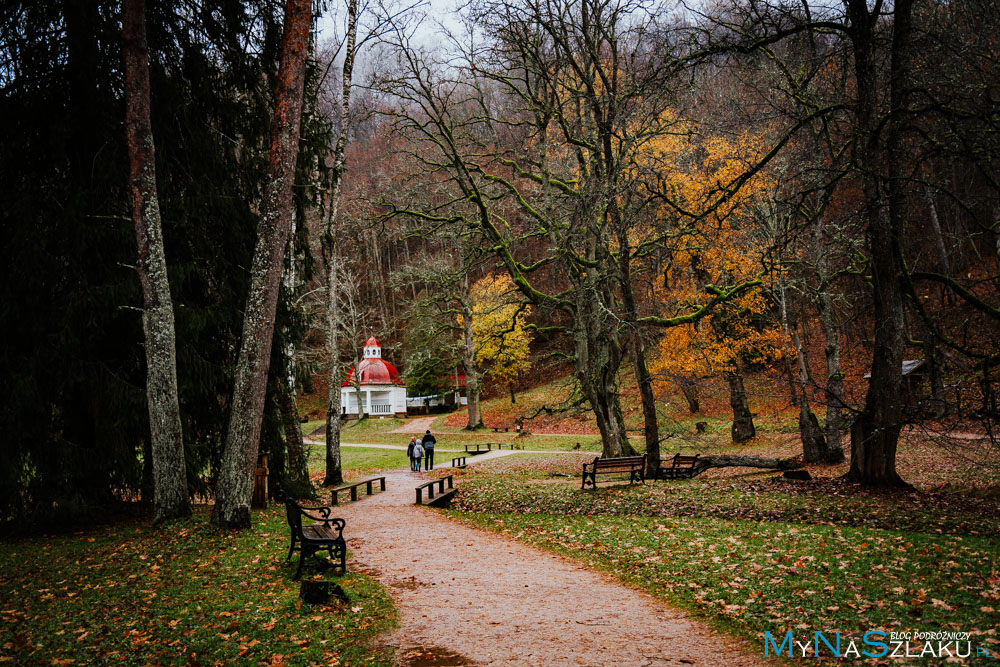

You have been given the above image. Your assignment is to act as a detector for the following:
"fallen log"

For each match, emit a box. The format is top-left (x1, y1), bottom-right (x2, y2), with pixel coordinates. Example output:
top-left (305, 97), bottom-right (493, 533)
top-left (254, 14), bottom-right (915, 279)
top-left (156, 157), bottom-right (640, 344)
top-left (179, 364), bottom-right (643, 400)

top-left (688, 455), bottom-right (802, 478)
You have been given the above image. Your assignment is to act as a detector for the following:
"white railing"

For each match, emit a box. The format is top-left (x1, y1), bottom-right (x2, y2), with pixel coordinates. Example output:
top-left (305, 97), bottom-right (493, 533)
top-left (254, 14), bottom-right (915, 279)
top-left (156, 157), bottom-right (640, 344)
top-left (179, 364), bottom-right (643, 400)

top-left (368, 403), bottom-right (392, 415)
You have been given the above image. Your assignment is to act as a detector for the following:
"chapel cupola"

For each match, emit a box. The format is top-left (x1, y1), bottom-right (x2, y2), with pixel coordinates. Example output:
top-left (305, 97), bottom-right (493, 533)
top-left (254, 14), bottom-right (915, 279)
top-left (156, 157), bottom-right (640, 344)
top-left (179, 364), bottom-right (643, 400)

top-left (363, 336), bottom-right (382, 359)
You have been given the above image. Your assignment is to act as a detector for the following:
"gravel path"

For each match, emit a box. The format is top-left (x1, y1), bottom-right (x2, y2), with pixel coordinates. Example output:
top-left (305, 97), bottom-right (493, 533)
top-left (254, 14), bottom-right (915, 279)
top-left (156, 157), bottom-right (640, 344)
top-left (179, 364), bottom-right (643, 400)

top-left (391, 417), bottom-right (438, 434)
top-left (335, 467), bottom-right (764, 666)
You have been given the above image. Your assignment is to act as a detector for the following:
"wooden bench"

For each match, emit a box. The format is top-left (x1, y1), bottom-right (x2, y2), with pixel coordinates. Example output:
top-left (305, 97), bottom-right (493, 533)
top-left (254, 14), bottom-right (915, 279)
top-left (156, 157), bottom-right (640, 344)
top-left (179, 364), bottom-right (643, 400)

top-left (451, 456), bottom-right (467, 469)
top-left (330, 476), bottom-right (386, 505)
top-left (415, 475), bottom-right (455, 507)
top-left (581, 455), bottom-right (646, 490)
top-left (280, 493), bottom-right (347, 580)
top-left (465, 443), bottom-right (492, 455)
top-left (657, 453), bottom-right (700, 480)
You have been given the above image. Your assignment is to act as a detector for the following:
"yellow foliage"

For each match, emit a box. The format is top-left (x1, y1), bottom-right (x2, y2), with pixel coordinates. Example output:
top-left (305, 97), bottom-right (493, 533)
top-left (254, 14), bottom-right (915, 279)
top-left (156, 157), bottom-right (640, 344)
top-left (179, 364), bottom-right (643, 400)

top-left (465, 273), bottom-right (533, 390)
top-left (645, 123), bottom-right (792, 386)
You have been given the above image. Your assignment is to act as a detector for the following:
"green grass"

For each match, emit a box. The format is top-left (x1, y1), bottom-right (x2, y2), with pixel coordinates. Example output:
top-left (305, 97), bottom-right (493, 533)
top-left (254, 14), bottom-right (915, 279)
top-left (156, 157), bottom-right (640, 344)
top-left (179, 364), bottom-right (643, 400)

top-left (305, 443), bottom-right (412, 478)
top-left (313, 420), bottom-right (602, 452)
top-left (453, 455), bottom-right (1000, 537)
top-left (456, 512), bottom-right (1000, 661)
top-left (447, 454), bottom-right (1000, 662)
top-left (0, 506), bottom-right (396, 665)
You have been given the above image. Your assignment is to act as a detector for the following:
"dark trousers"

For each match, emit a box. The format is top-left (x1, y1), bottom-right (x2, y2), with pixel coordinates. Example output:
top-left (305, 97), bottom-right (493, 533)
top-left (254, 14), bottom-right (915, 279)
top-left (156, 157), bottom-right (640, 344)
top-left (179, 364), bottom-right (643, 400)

top-left (424, 448), bottom-right (434, 470)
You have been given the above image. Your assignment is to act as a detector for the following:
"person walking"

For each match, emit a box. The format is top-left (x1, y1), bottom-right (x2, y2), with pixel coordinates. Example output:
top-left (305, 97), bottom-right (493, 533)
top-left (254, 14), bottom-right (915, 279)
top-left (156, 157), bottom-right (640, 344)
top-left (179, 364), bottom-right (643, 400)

top-left (407, 436), bottom-right (417, 471)
top-left (422, 429), bottom-right (437, 471)
top-left (412, 439), bottom-right (425, 472)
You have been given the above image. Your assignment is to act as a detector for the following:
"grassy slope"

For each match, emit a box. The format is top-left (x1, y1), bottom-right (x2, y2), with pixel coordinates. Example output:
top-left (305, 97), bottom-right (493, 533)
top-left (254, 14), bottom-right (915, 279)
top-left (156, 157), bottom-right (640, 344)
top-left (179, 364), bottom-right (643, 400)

top-left (0, 505), bottom-right (395, 665)
top-left (447, 452), bottom-right (1000, 663)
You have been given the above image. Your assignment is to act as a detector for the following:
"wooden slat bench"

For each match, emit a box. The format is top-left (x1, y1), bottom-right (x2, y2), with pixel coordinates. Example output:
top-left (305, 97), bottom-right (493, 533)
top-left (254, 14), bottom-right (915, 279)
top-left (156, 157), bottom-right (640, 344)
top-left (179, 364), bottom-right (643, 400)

top-left (415, 475), bottom-right (455, 507)
top-left (330, 476), bottom-right (386, 505)
top-left (280, 493), bottom-right (347, 580)
top-left (465, 443), bottom-right (492, 455)
top-left (451, 456), bottom-right (467, 469)
top-left (581, 455), bottom-right (646, 490)
top-left (657, 453), bottom-right (700, 480)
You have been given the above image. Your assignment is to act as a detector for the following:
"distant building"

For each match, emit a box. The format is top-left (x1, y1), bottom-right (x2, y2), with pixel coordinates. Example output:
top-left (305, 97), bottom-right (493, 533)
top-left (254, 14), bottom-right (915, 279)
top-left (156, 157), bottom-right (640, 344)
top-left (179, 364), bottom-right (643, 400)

top-left (406, 373), bottom-right (468, 413)
top-left (341, 337), bottom-right (407, 418)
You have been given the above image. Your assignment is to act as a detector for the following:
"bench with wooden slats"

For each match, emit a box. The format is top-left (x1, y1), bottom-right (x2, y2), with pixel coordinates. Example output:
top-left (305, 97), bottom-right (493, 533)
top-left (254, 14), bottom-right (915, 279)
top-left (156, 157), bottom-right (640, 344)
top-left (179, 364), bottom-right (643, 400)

top-left (657, 453), bottom-right (700, 480)
top-left (581, 455), bottom-right (646, 489)
top-left (279, 492), bottom-right (347, 580)
top-left (415, 475), bottom-right (455, 507)
top-left (330, 476), bottom-right (386, 505)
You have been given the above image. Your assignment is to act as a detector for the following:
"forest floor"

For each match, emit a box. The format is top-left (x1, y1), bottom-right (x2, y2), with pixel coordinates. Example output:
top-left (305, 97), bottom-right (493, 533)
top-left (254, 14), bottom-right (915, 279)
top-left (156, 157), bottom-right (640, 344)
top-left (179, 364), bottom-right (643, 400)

top-left (336, 466), bottom-right (765, 666)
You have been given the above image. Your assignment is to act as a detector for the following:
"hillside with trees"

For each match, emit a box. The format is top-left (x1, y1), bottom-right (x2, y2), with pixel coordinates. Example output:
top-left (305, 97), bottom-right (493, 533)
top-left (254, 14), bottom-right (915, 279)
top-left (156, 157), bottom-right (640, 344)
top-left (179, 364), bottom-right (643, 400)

top-left (3, 0), bottom-right (999, 517)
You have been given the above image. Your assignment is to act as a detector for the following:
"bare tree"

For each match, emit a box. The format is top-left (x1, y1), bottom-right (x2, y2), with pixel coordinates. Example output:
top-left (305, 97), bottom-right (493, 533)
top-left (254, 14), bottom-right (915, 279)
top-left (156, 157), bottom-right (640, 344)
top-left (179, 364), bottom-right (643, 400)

top-left (212, 0), bottom-right (313, 529)
top-left (122, 0), bottom-right (189, 523)
top-left (377, 0), bottom-right (727, 458)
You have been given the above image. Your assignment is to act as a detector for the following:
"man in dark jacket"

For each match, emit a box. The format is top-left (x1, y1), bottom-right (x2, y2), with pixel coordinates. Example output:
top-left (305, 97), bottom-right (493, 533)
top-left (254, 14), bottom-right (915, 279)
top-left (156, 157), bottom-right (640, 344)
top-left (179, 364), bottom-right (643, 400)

top-left (421, 429), bottom-right (437, 470)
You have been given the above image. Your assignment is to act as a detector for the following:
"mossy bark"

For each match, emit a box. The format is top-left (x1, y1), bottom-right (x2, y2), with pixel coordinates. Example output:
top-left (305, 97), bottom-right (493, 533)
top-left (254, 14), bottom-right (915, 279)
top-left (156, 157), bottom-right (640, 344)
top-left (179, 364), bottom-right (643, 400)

top-left (123, 0), bottom-right (189, 524)
top-left (212, 0), bottom-right (313, 529)
top-left (462, 275), bottom-right (484, 430)
top-left (727, 372), bottom-right (756, 443)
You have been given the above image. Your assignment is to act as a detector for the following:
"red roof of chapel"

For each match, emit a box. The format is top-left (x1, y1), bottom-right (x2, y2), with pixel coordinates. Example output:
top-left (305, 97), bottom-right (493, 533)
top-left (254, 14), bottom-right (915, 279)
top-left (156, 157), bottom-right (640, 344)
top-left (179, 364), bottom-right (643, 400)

top-left (342, 337), bottom-right (404, 386)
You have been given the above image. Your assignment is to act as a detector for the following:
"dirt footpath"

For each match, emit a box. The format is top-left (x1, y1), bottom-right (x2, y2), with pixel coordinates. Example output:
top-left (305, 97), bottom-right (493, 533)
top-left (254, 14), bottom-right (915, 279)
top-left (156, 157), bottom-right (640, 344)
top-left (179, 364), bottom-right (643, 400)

top-left (390, 417), bottom-right (437, 434)
top-left (336, 469), bottom-right (764, 666)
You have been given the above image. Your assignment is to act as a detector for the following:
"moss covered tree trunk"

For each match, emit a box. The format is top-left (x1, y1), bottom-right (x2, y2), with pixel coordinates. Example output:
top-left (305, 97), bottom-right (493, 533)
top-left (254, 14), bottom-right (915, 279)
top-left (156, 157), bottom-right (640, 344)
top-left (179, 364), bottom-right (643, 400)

top-left (462, 274), bottom-right (484, 430)
top-left (815, 226), bottom-right (846, 458)
top-left (320, 0), bottom-right (358, 486)
top-left (122, 0), bottom-right (189, 523)
top-left (212, 0), bottom-right (312, 529)
top-left (574, 275), bottom-right (633, 458)
top-left (727, 372), bottom-right (756, 443)
top-left (323, 247), bottom-right (345, 487)
top-left (278, 381), bottom-right (310, 493)
top-left (678, 375), bottom-right (700, 414)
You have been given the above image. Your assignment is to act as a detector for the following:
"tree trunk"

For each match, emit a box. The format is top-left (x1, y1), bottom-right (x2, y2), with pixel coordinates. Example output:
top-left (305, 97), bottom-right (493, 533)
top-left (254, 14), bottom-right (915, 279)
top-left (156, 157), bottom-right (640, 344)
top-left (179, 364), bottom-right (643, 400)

top-left (784, 358), bottom-right (800, 407)
top-left (689, 454), bottom-right (802, 477)
top-left (574, 278), bottom-right (633, 458)
top-left (788, 300), bottom-right (843, 464)
top-left (462, 275), bottom-right (484, 430)
top-left (814, 223), bottom-right (846, 459)
top-left (727, 372), bottom-right (756, 443)
top-left (122, 0), bottom-right (189, 523)
top-left (324, 247), bottom-right (345, 487)
top-left (634, 340), bottom-right (660, 477)
top-left (279, 381), bottom-right (310, 493)
top-left (846, 0), bottom-right (910, 487)
top-left (320, 0), bottom-right (357, 485)
top-left (279, 188), bottom-right (310, 494)
top-left (212, 0), bottom-right (312, 529)
top-left (924, 334), bottom-right (946, 419)
top-left (677, 375), bottom-right (700, 413)
top-left (324, 358), bottom-right (344, 486)
top-left (616, 221), bottom-right (660, 475)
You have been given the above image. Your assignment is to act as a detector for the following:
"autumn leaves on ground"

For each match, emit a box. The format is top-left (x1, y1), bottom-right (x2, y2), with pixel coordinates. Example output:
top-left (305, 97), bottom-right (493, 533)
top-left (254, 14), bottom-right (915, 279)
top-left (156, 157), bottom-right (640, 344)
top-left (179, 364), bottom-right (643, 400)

top-left (3, 377), bottom-right (999, 665)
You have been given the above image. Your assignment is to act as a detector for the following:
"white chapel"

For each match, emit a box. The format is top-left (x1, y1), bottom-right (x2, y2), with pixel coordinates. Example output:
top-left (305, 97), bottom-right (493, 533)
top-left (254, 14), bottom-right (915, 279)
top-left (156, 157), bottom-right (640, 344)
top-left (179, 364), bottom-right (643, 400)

top-left (340, 336), bottom-right (407, 418)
